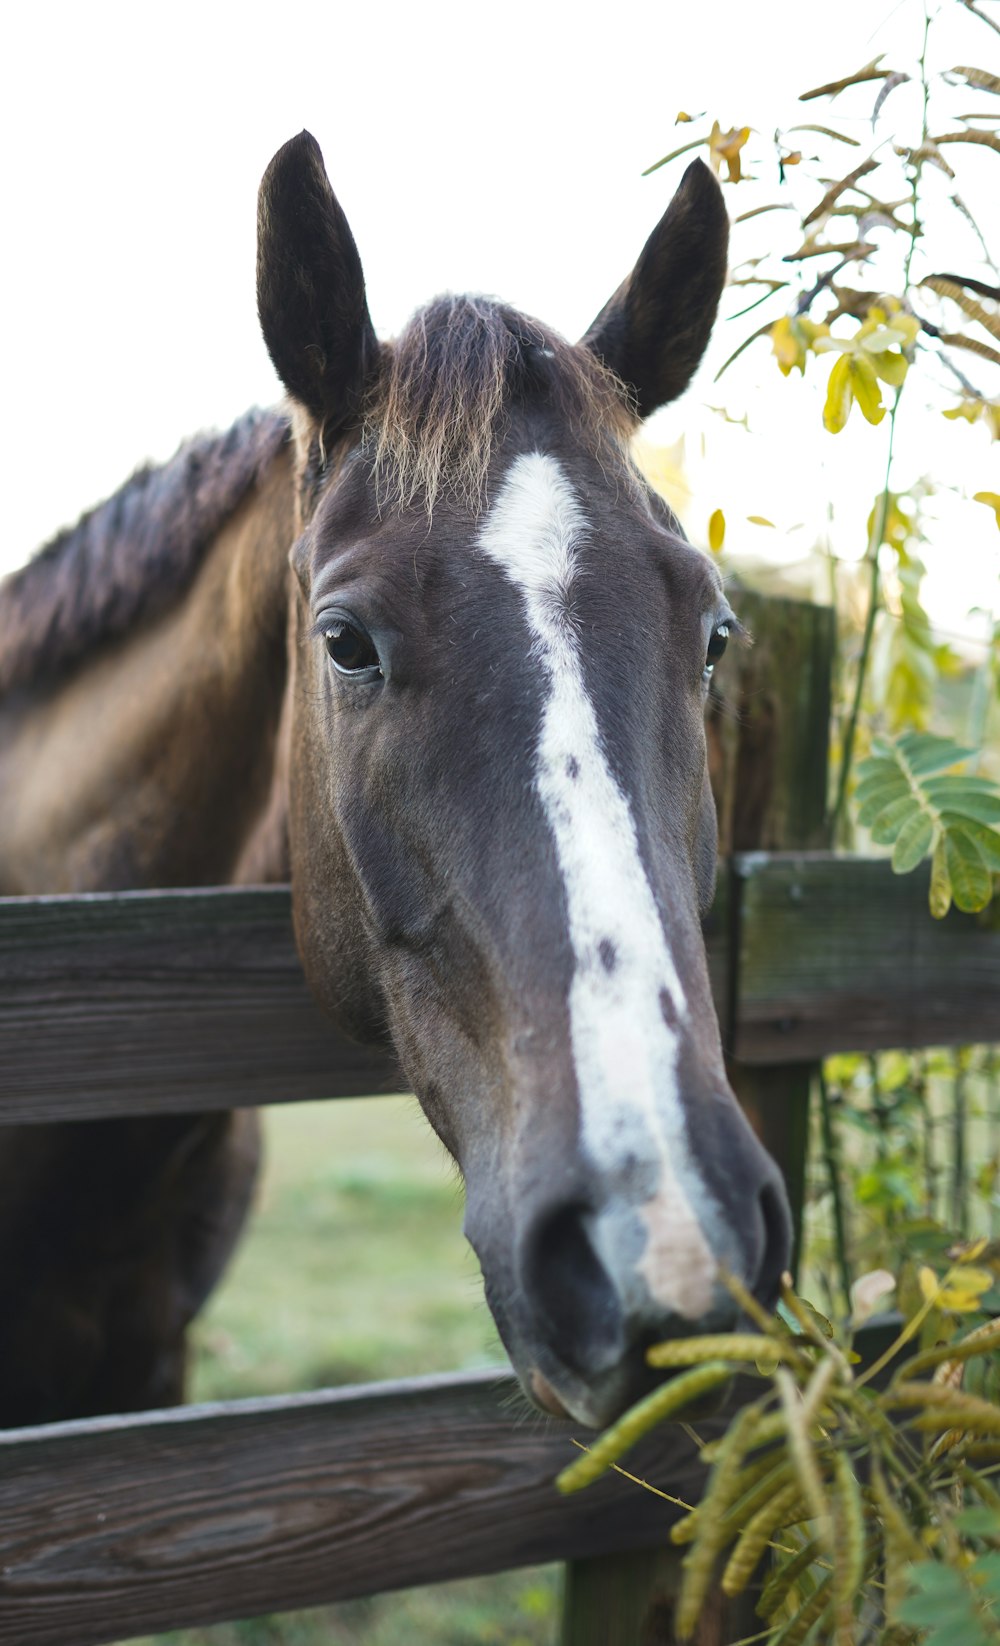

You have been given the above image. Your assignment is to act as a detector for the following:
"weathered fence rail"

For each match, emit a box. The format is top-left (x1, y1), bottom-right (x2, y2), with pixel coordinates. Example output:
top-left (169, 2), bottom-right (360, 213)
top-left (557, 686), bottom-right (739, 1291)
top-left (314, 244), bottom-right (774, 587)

top-left (2, 856), bottom-right (997, 1126)
top-left (731, 854), bottom-right (1000, 1060)
top-left (0, 1368), bottom-right (727, 1646)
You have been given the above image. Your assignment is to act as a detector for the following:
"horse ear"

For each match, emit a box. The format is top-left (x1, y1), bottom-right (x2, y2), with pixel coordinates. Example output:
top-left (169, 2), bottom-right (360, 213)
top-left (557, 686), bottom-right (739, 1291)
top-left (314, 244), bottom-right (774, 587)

top-left (257, 131), bottom-right (378, 431)
top-left (580, 159), bottom-right (729, 418)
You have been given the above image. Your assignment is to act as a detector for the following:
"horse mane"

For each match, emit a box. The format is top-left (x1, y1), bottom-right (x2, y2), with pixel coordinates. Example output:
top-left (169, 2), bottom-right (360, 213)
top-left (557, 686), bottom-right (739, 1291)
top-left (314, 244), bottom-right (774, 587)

top-left (0, 407), bottom-right (290, 696)
top-left (365, 296), bottom-right (636, 515)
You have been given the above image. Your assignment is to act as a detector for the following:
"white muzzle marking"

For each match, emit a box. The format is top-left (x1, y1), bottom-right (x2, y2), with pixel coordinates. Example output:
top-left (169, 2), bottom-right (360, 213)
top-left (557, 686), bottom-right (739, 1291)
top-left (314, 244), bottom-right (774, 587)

top-left (478, 451), bottom-right (718, 1318)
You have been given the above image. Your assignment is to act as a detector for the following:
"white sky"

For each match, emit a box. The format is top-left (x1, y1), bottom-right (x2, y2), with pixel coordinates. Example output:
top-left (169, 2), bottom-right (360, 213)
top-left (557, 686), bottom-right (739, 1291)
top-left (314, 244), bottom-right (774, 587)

top-left (1, 0), bottom-right (997, 640)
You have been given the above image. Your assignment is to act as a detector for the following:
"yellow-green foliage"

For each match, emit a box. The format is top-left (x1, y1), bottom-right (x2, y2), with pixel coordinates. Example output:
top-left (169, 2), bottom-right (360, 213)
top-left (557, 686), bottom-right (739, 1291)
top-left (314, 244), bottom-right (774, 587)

top-left (558, 1256), bottom-right (1000, 1645)
top-left (855, 731), bottom-right (1000, 915)
top-left (645, 0), bottom-right (1000, 872)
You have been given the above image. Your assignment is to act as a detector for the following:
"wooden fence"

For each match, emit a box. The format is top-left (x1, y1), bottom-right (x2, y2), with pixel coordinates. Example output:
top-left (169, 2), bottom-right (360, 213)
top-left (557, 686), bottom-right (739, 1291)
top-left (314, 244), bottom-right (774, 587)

top-left (1, 858), bottom-right (998, 1646)
top-left (2, 593), bottom-right (998, 1646)
top-left (2, 857), bottom-right (997, 1128)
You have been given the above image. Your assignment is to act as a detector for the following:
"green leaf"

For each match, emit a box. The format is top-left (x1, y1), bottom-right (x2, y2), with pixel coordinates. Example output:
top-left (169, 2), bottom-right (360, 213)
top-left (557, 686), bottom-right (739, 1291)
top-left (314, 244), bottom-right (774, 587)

top-left (898, 731), bottom-right (975, 776)
top-left (855, 752), bottom-right (906, 787)
top-left (857, 779), bottom-right (911, 827)
top-left (954, 1506), bottom-right (1000, 1538)
top-left (937, 792), bottom-right (1000, 825)
top-left (897, 1561), bottom-right (978, 1630)
top-left (923, 774), bottom-right (1000, 800)
top-left (947, 819), bottom-right (1000, 871)
top-left (945, 829), bottom-right (993, 912)
top-left (930, 835), bottom-right (953, 918)
top-left (892, 809), bottom-right (935, 872)
top-left (853, 732), bottom-right (1000, 916)
top-left (975, 1549), bottom-right (1000, 1607)
top-left (870, 793), bottom-right (921, 844)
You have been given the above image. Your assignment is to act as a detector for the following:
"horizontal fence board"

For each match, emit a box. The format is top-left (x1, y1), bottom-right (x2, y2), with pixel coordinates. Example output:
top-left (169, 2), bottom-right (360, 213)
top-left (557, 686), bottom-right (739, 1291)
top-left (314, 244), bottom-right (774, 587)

top-left (0, 1368), bottom-right (711, 1646)
top-left (733, 853), bottom-right (1000, 1062)
top-left (0, 887), bottom-right (400, 1124)
top-left (1, 857), bottom-right (997, 1126)
top-left (0, 881), bottom-right (730, 1124)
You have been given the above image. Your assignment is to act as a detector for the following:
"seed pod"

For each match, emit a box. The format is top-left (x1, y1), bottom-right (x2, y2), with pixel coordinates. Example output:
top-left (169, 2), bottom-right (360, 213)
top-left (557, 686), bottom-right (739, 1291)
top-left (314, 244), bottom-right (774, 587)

top-left (674, 1398), bottom-right (767, 1638)
top-left (871, 1456), bottom-right (922, 1554)
top-left (777, 1367), bottom-right (831, 1536)
top-left (915, 1407), bottom-right (1000, 1437)
top-left (701, 1408), bottom-right (789, 1463)
top-left (894, 1318), bottom-right (1000, 1382)
top-left (721, 1480), bottom-right (810, 1597)
top-left (891, 1381), bottom-right (1000, 1436)
top-left (874, 1458), bottom-right (919, 1627)
top-left (771, 1577), bottom-right (833, 1646)
top-left (670, 1509), bottom-right (700, 1546)
top-left (671, 1448), bottom-right (790, 1546)
top-left (647, 1332), bottom-right (802, 1369)
top-left (757, 1534), bottom-right (824, 1621)
top-left (556, 1360), bottom-right (734, 1493)
top-left (718, 1454), bottom-right (797, 1541)
top-left (830, 1450), bottom-right (865, 1644)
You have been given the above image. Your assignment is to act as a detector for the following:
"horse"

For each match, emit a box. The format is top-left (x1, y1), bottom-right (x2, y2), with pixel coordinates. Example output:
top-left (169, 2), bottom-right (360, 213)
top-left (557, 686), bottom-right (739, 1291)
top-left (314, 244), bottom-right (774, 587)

top-left (0, 131), bottom-right (789, 1432)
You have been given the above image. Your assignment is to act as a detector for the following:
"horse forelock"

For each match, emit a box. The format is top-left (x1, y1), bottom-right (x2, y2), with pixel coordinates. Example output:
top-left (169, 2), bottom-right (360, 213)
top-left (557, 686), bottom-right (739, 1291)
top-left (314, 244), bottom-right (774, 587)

top-left (0, 407), bottom-right (290, 695)
top-left (362, 296), bottom-right (636, 517)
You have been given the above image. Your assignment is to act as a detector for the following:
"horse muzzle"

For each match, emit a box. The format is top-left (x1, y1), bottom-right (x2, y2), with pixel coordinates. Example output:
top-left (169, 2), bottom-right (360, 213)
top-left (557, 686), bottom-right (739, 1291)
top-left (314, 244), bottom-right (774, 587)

top-left (467, 1102), bottom-right (792, 1430)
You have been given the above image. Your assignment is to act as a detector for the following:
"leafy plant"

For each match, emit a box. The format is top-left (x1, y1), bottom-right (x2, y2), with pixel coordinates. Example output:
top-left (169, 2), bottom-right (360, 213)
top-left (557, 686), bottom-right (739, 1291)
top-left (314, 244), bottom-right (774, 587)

top-left (855, 731), bottom-right (1000, 912)
top-left (558, 1257), bottom-right (1000, 1645)
top-left (645, 0), bottom-right (1000, 879)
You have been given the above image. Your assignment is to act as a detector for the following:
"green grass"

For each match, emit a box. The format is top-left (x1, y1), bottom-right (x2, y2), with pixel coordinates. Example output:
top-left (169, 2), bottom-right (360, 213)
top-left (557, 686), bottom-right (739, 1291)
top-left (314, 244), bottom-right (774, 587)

top-left (125, 1097), bottom-right (560, 1646)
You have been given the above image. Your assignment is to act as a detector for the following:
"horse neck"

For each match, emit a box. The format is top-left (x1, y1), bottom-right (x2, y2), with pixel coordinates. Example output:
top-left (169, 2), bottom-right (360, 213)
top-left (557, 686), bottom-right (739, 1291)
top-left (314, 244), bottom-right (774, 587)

top-left (0, 443), bottom-right (297, 894)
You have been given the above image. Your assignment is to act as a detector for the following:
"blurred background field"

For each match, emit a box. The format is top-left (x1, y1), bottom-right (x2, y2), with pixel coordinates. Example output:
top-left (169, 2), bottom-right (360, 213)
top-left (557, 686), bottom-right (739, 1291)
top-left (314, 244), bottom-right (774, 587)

top-left (189, 1096), bottom-right (499, 1400)
top-left (127, 1097), bottom-right (560, 1646)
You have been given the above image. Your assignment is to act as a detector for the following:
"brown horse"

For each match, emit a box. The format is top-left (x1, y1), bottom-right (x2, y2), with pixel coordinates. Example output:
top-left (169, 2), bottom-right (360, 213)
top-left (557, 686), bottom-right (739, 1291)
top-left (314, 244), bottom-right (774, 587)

top-left (0, 133), bottom-right (789, 1431)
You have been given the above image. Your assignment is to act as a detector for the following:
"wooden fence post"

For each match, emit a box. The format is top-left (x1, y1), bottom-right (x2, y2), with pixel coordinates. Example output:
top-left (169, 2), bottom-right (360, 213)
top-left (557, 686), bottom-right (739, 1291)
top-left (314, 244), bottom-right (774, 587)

top-left (559, 592), bottom-right (836, 1646)
top-left (719, 591), bottom-right (836, 1261)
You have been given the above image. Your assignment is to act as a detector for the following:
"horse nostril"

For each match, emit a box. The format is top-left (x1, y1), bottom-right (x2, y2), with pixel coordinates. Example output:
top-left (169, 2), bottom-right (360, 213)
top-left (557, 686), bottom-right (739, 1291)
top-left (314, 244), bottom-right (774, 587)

top-left (755, 1176), bottom-right (792, 1310)
top-left (522, 1204), bottom-right (624, 1377)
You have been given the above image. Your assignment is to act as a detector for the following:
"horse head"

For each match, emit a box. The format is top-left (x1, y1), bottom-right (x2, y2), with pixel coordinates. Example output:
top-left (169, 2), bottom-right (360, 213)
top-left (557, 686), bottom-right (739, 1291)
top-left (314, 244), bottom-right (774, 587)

top-left (257, 131), bottom-right (790, 1428)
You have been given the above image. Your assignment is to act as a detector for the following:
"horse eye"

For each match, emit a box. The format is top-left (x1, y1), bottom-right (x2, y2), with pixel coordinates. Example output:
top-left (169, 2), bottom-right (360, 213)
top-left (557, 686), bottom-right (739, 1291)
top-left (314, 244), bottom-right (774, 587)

top-left (324, 619), bottom-right (381, 676)
top-left (704, 624), bottom-right (730, 676)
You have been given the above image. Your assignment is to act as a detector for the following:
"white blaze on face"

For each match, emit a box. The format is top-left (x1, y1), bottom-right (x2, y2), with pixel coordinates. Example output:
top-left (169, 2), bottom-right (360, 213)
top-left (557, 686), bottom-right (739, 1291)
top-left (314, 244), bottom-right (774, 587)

top-left (477, 451), bottom-right (718, 1319)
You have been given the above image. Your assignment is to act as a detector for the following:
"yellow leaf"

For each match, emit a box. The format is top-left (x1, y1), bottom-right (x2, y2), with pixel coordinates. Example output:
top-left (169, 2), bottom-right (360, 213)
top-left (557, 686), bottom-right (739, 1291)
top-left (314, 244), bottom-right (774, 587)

top-left (771, 314), bottom-right (830, 377)
top-left (675, 110), bottom-right (694, 123)
top-left (708, 508), bottom-right (726, 553)
top-left (943, 398), bottom-right (1000, 437)
top-left (938, 1273), bottom-right (992, 1310)
top-left (708, 120), bottom-right (752, 182)
top-left (871, 350), bottom-right (908, 388)
top-left (919, 1266), bottom-right (941, 1304)
top-left (823, 353), bottom-right (854, 433)
top-left (771, 316), bottom-right (798, 376)
top-left (747, 515), bottom-right (775, 527)
top-left (945, 1265), bottom-right (994, 1294)
top-left (850, 354), bottom-right (886, 425)
top-left (973, 491), bottom-right (1000, 529)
